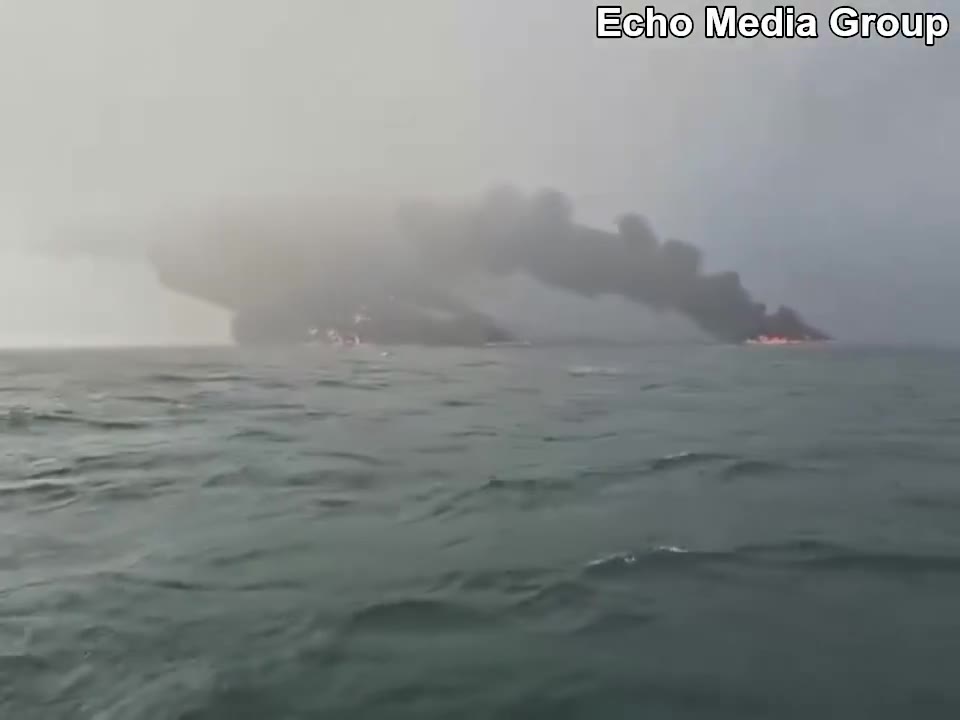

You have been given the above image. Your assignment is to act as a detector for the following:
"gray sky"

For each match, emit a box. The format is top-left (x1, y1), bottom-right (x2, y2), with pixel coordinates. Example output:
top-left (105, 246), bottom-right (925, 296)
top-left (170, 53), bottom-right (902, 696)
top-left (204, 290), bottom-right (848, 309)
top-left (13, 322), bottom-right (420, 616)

top-left (0, 0), bottom-right (956, 345)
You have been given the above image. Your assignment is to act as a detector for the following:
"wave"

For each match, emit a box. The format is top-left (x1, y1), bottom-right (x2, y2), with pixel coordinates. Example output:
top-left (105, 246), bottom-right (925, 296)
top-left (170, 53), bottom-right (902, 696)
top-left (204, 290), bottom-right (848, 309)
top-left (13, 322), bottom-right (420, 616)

top-left (99, 571), bottom-right (305, 594)
top-left (718, 459), bottom-right (796, 481)
top-left (581, 547), bottom-right (718, 579)
top-left (202, 466), bottom-right (381, 491)
top-left (419, 451), bottom-right (796, 523)
top-left (440, 399), bottom-right (484, 408)
top-left (643, 452), bottom-right (802, 482)
top-left (229, 427), bottom-right (294, 443)
top-left (0, 479), bottom-right (78, 501)
top-left (648, 451), bottom-right (735, 472)
top-left (338, 598), bottom-right (493, 635)
top-left (145, 373), bottom-right (254, 384)
top-left (435, 568), bottom-right (549, 596)
top-left (543, 431), bottom-right (619, 443)
top-left (308, 451), bottom-right (387, 467)
top-left (314, 378), bottom-right (350, 389)
top-left (581, 541), bottom-right (960, 579)
top-left (121, 394), bottom-right (188, 406)
top-left (567, 366), bottom-right (623, 377)
top-left (448, 428), bottom-right (499, 438)
top-left (313, 496), bottom-right (357, 511)
top-left (75, 449), bottom-right (215, 473)
top-left (23, 464), bottom-right (73, 481)
top-left (205, 542), bottom-right (317, 569)
top-left (4, 409), bottom-right (150, 431)
top-left (315, 378), bottom-right (391, 391)
top-left (511, 577), bottom-right (596, 610)
top-left (92, 480), bottom-right (178, 503)
top-left (423, 476), bottom-right (575, 520)
top-left (413, 444), bottom-right (471, 456)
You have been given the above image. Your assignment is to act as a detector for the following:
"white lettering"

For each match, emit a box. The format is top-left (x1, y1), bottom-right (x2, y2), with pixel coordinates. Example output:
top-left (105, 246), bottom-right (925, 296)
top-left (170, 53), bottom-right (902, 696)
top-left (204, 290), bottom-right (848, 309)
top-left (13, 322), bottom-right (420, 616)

top-left (829, 7), bottom-right (859, 38)
top-left (705, 6), bottom-right (736, 37)
top-left (596, 6), bottom-right (694, 39)
top-left (602, 5), bottom-right (946, 45)
top-left (623, 13), bottom-right (643, 38)
top-left (875, 14), bottom-right (899, 38)
top-left (597, 6), bottom-right (622, 38)
top-left (829, 9), bottom-right (949, 45)
top-left (740, 14), bottom-right (760, 37)
top-left (900, 13), bottom-right (923, 39)
top-left (648, 10), bottom-right (670, 37)
top-left (795, 14), bottom-right (818, 38)
top-left (670, 14), bottom-right (694, 37)
top-left (705, 6), bottom-right (818, 39)
top-left (859, 13), bottom-right (879, 37)
top-left (927, 14), bottom-right (949, 46)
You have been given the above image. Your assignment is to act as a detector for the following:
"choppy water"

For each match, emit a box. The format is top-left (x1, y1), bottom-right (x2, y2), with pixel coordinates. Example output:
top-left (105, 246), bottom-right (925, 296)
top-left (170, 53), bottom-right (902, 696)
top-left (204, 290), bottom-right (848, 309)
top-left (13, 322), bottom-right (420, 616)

top-left (3, 344), bottom-right (960, 719)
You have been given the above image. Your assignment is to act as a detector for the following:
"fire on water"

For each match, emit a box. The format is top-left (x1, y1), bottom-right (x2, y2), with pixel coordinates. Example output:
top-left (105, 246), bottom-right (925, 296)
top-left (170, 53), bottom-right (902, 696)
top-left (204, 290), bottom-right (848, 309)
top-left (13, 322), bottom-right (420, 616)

top-left (745, 335), bottom-right (820, 346)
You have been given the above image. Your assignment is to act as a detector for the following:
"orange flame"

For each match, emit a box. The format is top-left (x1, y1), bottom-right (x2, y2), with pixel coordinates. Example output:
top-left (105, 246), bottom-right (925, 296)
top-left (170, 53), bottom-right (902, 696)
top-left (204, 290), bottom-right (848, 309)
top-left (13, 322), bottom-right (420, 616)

top-left (745, 335), bottom-right (812, 346)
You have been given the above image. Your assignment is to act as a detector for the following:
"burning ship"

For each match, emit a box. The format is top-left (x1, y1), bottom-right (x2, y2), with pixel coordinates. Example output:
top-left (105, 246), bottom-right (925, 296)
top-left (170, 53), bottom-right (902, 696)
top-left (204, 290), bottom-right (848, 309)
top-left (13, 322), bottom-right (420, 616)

top-left (148, 187), bottom-right (829, 347)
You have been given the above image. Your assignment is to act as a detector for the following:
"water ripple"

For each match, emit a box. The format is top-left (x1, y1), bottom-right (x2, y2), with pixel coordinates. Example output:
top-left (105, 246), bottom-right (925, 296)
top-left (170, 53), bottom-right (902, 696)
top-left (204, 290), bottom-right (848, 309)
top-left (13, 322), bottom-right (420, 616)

top-left (4, 345), bottom-right (960, 718)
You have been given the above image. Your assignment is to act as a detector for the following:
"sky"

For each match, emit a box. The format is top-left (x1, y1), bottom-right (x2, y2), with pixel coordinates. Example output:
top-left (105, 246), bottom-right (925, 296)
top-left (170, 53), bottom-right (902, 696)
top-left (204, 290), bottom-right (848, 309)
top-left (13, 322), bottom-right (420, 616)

top-left (0, 0), bottom-right (956, 346)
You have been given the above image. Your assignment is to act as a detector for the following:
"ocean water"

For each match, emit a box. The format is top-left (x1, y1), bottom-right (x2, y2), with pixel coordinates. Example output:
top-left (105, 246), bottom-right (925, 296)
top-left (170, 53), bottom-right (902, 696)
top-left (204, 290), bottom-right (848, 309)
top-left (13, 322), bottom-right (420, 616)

top-left (3, 343), bottom-right (960, 719)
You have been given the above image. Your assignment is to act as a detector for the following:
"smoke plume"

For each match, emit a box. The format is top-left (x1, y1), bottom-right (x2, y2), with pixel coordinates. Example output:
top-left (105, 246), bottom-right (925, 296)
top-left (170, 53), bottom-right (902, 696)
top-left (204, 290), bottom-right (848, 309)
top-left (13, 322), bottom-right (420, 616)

top-left (398, 186), bottom-right (828, 342)
top-left (148, 186), bottom-right (828, 345)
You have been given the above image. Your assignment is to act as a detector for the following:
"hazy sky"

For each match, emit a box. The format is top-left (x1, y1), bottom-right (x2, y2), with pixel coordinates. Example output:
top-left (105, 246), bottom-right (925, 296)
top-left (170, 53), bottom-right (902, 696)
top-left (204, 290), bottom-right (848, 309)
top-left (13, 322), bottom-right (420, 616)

top-left (0, 1), bottom-right (956, 345)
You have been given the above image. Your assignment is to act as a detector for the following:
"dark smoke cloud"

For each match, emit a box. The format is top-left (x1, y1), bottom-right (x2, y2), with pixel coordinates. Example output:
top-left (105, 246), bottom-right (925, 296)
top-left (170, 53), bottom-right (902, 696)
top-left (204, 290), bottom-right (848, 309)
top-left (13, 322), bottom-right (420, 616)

top-left (398, 186), bottom-right (826, 342)
top-left (150, 187), bottom-right (828, 345)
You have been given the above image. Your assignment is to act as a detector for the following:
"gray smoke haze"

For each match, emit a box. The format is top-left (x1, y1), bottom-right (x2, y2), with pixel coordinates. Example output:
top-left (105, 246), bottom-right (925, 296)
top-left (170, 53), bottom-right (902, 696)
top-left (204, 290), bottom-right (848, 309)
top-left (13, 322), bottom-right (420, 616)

top-left (395, 187), bottom-right (828, 342)
top-left (0, 0), bottom-right (956, 345)
top-left (141, 188), bottom-right (826, 344)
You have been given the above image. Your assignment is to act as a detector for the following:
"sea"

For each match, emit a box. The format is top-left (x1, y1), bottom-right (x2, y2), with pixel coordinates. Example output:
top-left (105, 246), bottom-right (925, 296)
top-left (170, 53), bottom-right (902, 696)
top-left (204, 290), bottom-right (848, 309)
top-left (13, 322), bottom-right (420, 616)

top-left (2, 343), bottom-right (960, 719)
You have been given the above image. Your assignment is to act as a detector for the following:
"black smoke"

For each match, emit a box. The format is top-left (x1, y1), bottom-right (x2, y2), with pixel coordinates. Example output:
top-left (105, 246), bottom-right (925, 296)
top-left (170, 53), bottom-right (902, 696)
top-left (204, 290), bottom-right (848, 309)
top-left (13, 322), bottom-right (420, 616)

top-left (394, 186), bottom-right (828, 343)
top-left (148, 186), bottom-right (829, 345)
